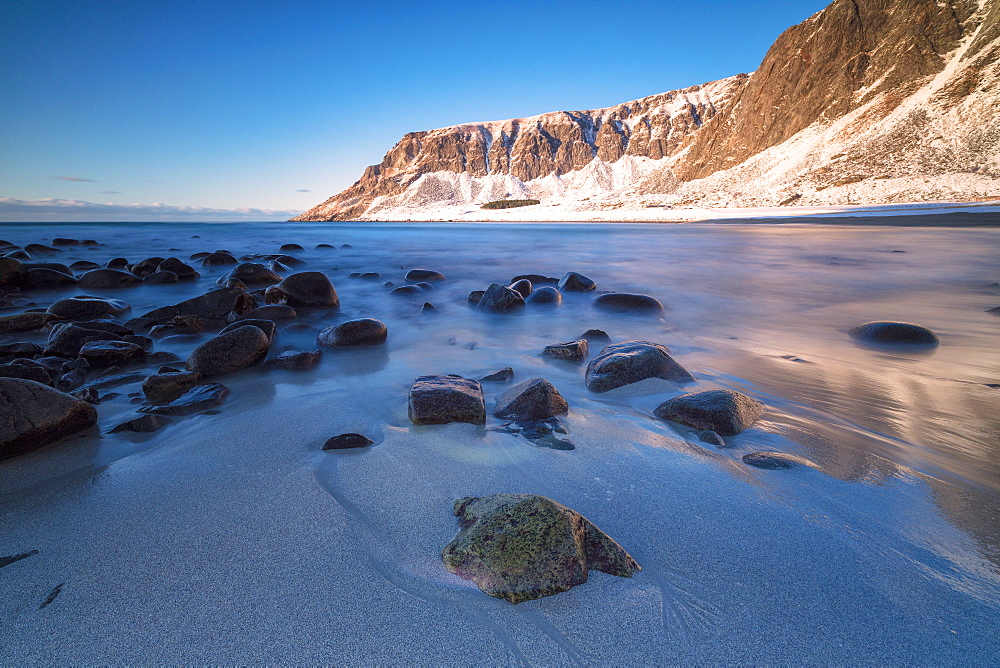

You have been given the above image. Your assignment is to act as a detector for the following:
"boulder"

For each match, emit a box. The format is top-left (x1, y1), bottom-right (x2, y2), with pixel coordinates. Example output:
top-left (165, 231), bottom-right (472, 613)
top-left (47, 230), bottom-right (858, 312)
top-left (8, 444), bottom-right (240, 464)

top-left (581, 329), bottom-right (611, 344)
top-left (200, 252), bottom-right (238, 266)
top-left (0, 363), bottom-right (52, 385)
top-left (512, 273), bottom-right (558, 285)
top-left (52, 238), bottom-right (81, 246)
top-left (264, 272), bottom-right (339, 308)
top-left (408, 375), bottom-right (485, 426)
top-left (493, 378), bottom-right (568, 421)
top-left (442, 494), bottom-right (640, 604)
top-left (241, 305), bottom-right (297, 321)
top-left (221, 318), bottom-right (276, 345)
top-left (265, 349), bottom-right (322, 371)
top-left (142, 369), bottom-right (204, 404)
top-left (156, 257), bottom-right (198, 279)
top-left (468, 290), bottom-right (485, 304)
top-left (138, 383), bottom-right (229, 415)
top-left (507, 278), bottom-right (532, 298)
top-left (0, 378), bottom-right (98, 458)
top-left (25, 268), bottom-right (77, 289)
top-left (129, 257), bottom-right (165, 277)
top-left (279, 243), bottom-right (303, 251)
top-left (0, 257), bottom-right (22, 287)
top-left (404, 269), bottom-right (446, 281)
top-left (47, 296), bottom-right (130, 320)
top-left (219, 262), bottom-right (281, 286)
top-left (78, 340), bottom-right (145, 368)
top-left (558, 271), bottom-right (596, 292)
top-left (45, 323), bottom-right (122, 357)
top-left (525, 286), bottom-right (562, 305)
top-left (585, 340), bottom-right (694, 392)
top-left (653, 389), bottom-right (764, 436)
top-left (479, 367), bottom-right (514, 383)
top-left (25, 243), bottom-right (60, 255)
top-left (185, 326), bottom-right (270, 377)
top-left (391, 285), bottom-right (422, 296)
top-left (107, 257), bottom-right (129, 269)
top-left (322, 433), bottom-right (374, 450)
top-left (743, 451), bottom-right (816, 469)
top-left (0, 341), bottom-right (43, 359)
top-left (541, 339), bottom-right (588, 363)
top-left (69, 260), bottom-right (100, 271)
top-left (0, 312), bottom-right (63, 334)
top-left (78, 268), bottom-right (142, 289)
top-left (593, 293), bottom-right (664, 314)
top-left (318, 318), bottom-right (387, 347)
top-left (109, 414), bottom-right (169, 433)
top-left (143, 270), bottom-right (178, 284)
top-left (848, 321), bottom-right (939, 346)
top-left (142, 288), bottom-right (256, 326)
top-left (475, 284), bottom-right (524, 313)
top-left (696, 430), bottom-right (726, 446)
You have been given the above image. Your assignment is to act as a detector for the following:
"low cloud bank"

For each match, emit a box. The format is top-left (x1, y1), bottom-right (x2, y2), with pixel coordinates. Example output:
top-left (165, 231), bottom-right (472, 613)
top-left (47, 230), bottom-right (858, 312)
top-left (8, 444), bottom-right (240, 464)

top-left (0, 198), bottom-right (303, 222)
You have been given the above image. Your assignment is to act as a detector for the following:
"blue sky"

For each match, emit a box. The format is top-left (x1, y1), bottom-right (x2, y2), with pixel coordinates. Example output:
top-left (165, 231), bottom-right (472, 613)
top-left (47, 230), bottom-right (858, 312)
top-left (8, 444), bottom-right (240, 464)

top-left (0, 0), bottom-right (828, 221)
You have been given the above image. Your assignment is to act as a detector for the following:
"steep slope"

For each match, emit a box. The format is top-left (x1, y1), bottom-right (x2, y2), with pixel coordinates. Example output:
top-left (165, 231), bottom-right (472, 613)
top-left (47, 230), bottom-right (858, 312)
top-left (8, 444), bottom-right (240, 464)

top-left (294, 0), bottom-right (999, 222)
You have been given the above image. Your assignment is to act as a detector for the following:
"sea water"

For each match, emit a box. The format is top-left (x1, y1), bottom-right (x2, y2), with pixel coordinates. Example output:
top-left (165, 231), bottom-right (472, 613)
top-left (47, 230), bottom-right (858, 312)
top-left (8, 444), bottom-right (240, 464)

top-left (1, 220), bottom-right (998, 663)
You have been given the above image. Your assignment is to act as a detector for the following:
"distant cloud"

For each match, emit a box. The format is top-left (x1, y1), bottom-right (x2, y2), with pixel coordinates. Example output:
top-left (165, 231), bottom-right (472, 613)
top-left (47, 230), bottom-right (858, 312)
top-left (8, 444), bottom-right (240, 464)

top-left (99, 190), bottom-right (122, 194)
top-left (296, 189), bottom-right (311, 193)
top-left (54, 176), bottom-right (97, 182)
top-left (0, 198), bottom-right (303, 223)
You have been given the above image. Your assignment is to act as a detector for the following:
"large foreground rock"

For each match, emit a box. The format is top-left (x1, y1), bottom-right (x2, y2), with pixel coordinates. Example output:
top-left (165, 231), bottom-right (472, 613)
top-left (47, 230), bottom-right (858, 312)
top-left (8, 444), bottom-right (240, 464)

top-left (585, 340), bottom-right (694, 392)
top-left (0, 378), bottom-right (98, 458)
top-left (265, 272), bottom-right (339, 308)
top-left (317, 318), bottom-right (387, 346)
top-left (475, 284), bottom-right (524, 313)
top-left (442, 494), bottom-right (640, 604)
top-left (494, 378), bottom-right (568, 421)
top-left (46, 323), bottom-right (122, 357)
top-left (408, 375), bottom-right (485, 425)
top-left (186, 325), bottom-right (270, 377)
top-left (653, 389), bottom-right (764, 436)
top-left (142, 288), bottom-right (256, 326)
top-left (47, 296), bottom-right (130, 320)
top-left (848, 321), bottom-right (939, 346)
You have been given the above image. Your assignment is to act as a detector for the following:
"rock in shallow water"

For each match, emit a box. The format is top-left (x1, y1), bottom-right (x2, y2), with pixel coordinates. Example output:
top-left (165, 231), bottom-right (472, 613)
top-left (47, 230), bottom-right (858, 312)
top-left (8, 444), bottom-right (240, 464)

top-left (0, 378), bottom-right (98, 458)
top-left (142, 369), bottom-right (204, 404)
top-left (742, 451), bottom-right (816, 469)
top-left (441, 494), bottom-right (640, 604)
top-left (593, 293), bottom-right (664, 314)
top-left (493, 378), bottom-right (568, 421)
top-left (47, 296), bottom-right (130, 320)
top-left (78, 340), bottom-right (145, 368)
top-left (525, 286), bottom-right (562, 306)
top-left (653, 389), bottom-right (764, 436)
top-left (110, 414), bottom-right (170, 433)
top-left (479, 367), bottom-right (514, 383)
top-left (186, 326), bottom-right (270, 377)
top-left (557, 271), bottom-right (596, 292)
top-left (408, 375), bottom-right (485, 426)
top-left (848, 321), bottom-right (939, 346)
top-left (139, 383), bottom-right (230, 415)
top-left (585, 340), bottom-right (694, 392)
top-left (265, 272), bottom-right (339, 308)
top-left (78, 268), bottom-right (142, 289)
top-left (317, 318), bottom-right (387, 347)
top-left (322, 433), bottom-right (375, 450)
top-left (541, 339), bottom-right (588, 363)
top-left (265, 349), bottom-right (321, 371)
top-left (475, 284), bottom-right (524, 313)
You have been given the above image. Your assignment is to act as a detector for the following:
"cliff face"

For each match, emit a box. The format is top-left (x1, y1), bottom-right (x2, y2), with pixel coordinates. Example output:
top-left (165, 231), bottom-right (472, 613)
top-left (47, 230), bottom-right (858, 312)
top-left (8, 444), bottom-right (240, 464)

top-left (294, 0), bottom-right (999, 222)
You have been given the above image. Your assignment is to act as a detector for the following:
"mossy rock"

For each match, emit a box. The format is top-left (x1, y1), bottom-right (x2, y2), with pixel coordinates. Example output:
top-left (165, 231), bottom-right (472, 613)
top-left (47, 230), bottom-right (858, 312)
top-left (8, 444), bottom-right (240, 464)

top-left (442, 494), bottom-right (639, 604)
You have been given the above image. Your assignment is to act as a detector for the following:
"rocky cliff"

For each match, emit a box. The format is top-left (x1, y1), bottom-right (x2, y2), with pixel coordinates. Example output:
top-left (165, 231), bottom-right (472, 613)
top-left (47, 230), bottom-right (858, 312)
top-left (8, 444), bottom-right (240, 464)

top-left (294, 0), bottom-right (999, 222)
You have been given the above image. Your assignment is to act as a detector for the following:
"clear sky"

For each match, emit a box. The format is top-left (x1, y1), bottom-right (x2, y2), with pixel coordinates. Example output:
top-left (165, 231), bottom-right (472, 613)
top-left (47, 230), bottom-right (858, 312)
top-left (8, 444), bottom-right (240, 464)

top-left (0, 0), bottom-right (829, 221)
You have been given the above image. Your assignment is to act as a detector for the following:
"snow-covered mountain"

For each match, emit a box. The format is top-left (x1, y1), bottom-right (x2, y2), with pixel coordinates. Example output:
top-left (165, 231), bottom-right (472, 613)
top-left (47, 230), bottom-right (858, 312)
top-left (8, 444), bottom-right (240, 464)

top-left (293, 0), bottom-right (999, 222)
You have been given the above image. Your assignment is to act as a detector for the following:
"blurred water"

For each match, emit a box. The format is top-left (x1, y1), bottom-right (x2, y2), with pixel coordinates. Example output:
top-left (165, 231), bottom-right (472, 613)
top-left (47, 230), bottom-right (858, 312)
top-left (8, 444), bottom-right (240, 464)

top-left (1, 220), bottom-right (998, 663)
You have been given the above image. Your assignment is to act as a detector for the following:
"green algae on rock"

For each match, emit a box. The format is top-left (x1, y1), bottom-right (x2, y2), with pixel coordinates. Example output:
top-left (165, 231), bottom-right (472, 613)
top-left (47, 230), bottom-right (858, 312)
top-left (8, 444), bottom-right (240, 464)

top-left (441, 494), bottom-right (640, 604)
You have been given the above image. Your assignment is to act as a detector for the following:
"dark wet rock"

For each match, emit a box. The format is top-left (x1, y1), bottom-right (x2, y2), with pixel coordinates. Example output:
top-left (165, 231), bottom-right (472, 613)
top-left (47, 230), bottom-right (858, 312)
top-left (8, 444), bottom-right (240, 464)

top-left (264, 272), bottom-right (339, 308)
top-left (0, 363), bottom-right (52, 385)
top-left (653, 389), bottom-right (764, 436)
top-left (541, 339), bottom-right (588, 363)
top-left (525, 286), bottom-right (562, 306)
top-left (581, 329), bottom-right (611, 344)
top-left (81, 240), bottom-right (98, 247)
top-left (512, 274), bottom-right (558, 285)
top-left (415, 281), bottom-right (435, 291)
top-left (421, 302), bottom-right (436, 314)
top-left (69, 260), bottom-right (100, 271)
top-left (479, 367), bottom-right (514, 382)
top-left (142, 288), bottom-right (256, 327)
top-left (558, 271), bottom-right (596, 292)
top-left (200, 252), bottom-right (238, 266)
top-left (322, 433), bottom-right (374, 450)
top-left (221, 318), bottom-right (276, 344)
top-left (24, 261), bottom-right (73, 274)
top-left (25, 268), bottom-right (77, 289)
top-left (45, 323), bottom-right (122, 357)
top-left (225, 279), bottom-right (248, 290)
top-left (145, 351), bottom-right (180, 365)
top-left (186, 326), bottom-right (270, 377)
top-left (316, 243), bottom-right (335, 249)
top-left (341, 244), bottom-right (352, 249)
top-left (121, 334), bottom-right (151, 350)
top-left (743, 451), bottom-right (816, 470)
top-left (0, 257), bottom-right (22, 287)
top-left (987, 306), bottom-right (1000, 315)
top-left (593, 293), bottom-right (664, 314)
top-left (266, 348), bottom-right (321, 371)
top-left (156, 257), bottom-right (198, 280)
top-left (275, 254), bottom-right (305, 267)
top-left (143, 270), bottom-right (179, 284)
top-left (142, 369), bottom-right (204, 404)
top-left (109, 414), bottom-right (169, 434)
top-left (696, 430), bottom-right (726, 446)
top-left (475, 284), bottom-right (525, 313)
top-left (0, 378), bottom-right (98, 458)
top-left (491, 416), bottom-right (574, 450)
top-left (468, 290), bottom-right (485, 304)
top-left (318, 318), bottom-right (387, 347)
top-left (189, 252), bottom-right (210, 261)
top-left (848, 321), bottom-right (939, 346)
top-left (585, 340), bottom-right (694, 393)
top-left (494, 378), bottom-right (568, 421)
top-left (408, 375), bottom-right (485, 426)
top-left (25, 243), bottom-right (60, 255)
top-left (76, 371), bottom-right (148, 392)
top-left (241, 305), bottom-right (296, 321)
top-left (359, 272), bottom-right (381, 280)
top-left (508, 278), bottom-right (532, 298)
top-left (55, 368), bottom-right (86, 392)
top-left (78, 268), bottom-right (142, 289)
top-left (279, 243), bottom-right (303, 251)
top-left (5, 250), bottom-right (31, 261)
top-left (150, 315), bottom-right (208, 338)
top-left (129, 257), bottom-right (165, 278)
top-left (107, 257), bottom-right (130, 269)
top-left (0, 312), bottom-right (63, 334)
top-left (79, 340), bottom-right (145, 368)
top-left (442, 494), bottom-right (640, 604)
top-left (139, 383), bottom-right (230, 415)
top-left (52, 238), bottom-right (81, 247)
top-left (405, 269), bottom-right (446, 282)
top-left (391, 285), bottom-right (422, 296)
top-left (71, 386), bottom-right (100, 404)
top-left (219, 262), bottom-right (281, 286)
top-left (0, 342), bottom-right (43, 359)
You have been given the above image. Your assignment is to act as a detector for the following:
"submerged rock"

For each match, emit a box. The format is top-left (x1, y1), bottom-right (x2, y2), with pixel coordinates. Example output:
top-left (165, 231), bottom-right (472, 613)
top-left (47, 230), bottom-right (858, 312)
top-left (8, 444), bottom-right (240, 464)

top-left (0, 378), bottom-right (98, 458)
top-left (143, 270), bottom-right (179, 284)
top-left (494, 378), bottom-right (568, 421)
top-left (201, 252), bottom-right (238, 266)
top-left (491, 417), bottom-right (575, 450)
top-left (467, 290), bottom-right (485, 304)
top-left (696, 430), bottom-right (726, 446)
top-left (541, 339), bottom-right (588, 363)
top-left (475, 283), bottom-right (525, 313)
top-left (78, 268), bottom-right (142, 289)
top-left (525, 286), bottom-right (562, 306)
top-left (742, 451), bottom-right (816, 470)
top-left (479, 367), bottom-right (514, 383)
top-left (404, 269), bottom-right (446, 282)
top-left (848, 321), bottom-right (939, 346)
top-left (322, 433), bottom-right (375, 450)
top-left (581, 328), bottom-right (611, 343)
top-left (557, 271), bottom-right (596, 292)
top-left (408, 375), bottom-right (485, 426)
top-left (653, 389), bottom-right (764, 436)
top-left (585, 340), bottom-right (694, 392)
top-left (139, 383), bottom-right (230, 415)
top-left (317, 318), bottom-right (387, 347)
top-left (142, 369), bottom-right (204, 404)
top-left (186, 326), bottom-right (270, 377)
top-left (441, 494), bottom-right (640, 604)
top-left (109, 414), bottom-right (169, 434)
top-left (593, 293), bottom-right (664, 314)
top-left (507, 278), bottom-right (532, 298)
top-left (265, 349), bottom-right (321, 371)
